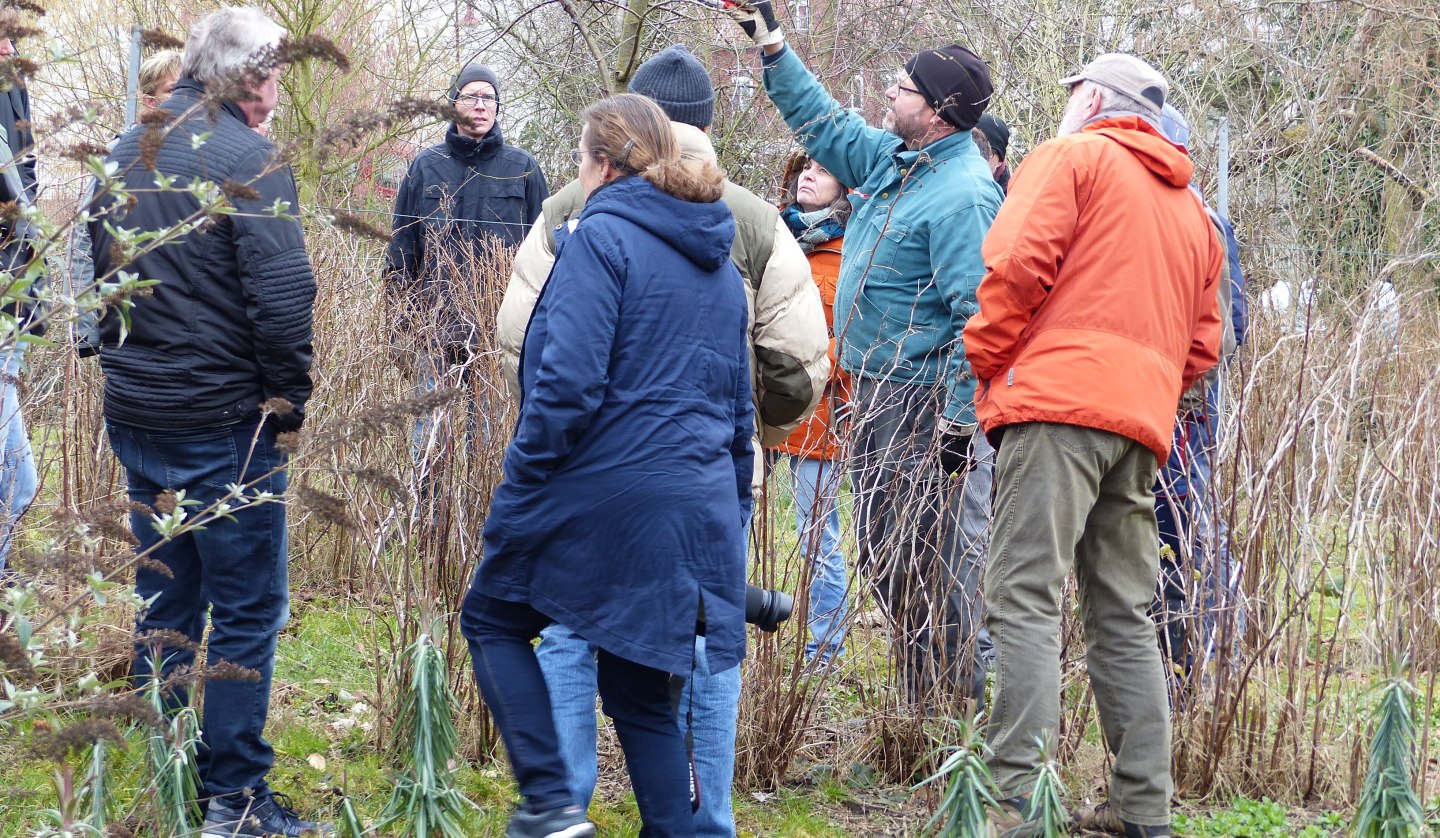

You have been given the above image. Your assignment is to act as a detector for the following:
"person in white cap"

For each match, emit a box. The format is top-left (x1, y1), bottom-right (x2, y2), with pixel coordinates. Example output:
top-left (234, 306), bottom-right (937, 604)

top-left (963, 53), bottom-right (1225, 837)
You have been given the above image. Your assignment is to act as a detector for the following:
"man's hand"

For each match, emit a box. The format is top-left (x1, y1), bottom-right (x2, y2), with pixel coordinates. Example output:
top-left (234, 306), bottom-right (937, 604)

top-left (724, 0), bottom-right (784, 48)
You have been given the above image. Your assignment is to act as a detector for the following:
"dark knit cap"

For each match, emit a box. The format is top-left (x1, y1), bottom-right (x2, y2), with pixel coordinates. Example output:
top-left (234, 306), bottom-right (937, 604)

top-left (449, 61), bottom-right (500, 103)
top-left (628, 45), bottom-right (716, 130)
top-left (903, 45), bottom-right (993, 131)
top-left (976, 113), bottom-right (1010, 161)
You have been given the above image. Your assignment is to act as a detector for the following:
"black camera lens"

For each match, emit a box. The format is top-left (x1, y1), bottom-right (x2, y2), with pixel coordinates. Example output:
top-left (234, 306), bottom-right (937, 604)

top-left (744, 583), bottom-right (793, 633)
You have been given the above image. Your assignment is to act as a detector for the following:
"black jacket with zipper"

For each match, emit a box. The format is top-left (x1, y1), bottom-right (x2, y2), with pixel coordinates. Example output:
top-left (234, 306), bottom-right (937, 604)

top-left (89, 78), bottom-right (316, 431)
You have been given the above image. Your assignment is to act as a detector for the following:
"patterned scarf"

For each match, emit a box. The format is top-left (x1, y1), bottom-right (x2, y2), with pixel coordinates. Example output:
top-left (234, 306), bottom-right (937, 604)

top-left (781, 204), bottom-right (845, 253)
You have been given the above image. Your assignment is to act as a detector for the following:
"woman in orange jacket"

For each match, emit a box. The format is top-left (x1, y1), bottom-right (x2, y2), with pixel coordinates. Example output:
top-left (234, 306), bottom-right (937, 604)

top-left (775, 153), bottom-right (852, 666)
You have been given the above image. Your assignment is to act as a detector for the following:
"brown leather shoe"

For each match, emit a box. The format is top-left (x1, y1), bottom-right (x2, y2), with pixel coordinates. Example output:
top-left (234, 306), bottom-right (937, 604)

top-left (1072, 801), bottom-right (1170, 837)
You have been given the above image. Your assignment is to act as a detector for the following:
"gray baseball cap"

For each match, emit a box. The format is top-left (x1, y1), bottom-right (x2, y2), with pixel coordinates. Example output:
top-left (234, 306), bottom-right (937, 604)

top-left (1059, 53), bottom-right (1167, 116)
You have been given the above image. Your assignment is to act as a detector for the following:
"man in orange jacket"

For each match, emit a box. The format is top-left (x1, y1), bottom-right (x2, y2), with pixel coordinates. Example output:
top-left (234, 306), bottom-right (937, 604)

top-left (962, 54), bottom-right (1223, 838)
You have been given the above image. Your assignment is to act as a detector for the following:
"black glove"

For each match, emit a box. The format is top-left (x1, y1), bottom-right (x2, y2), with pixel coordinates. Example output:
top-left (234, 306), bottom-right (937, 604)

top-left (724, 0), bottom-right (784, 47)
top-left (938, 430), bottom-right (974, 477)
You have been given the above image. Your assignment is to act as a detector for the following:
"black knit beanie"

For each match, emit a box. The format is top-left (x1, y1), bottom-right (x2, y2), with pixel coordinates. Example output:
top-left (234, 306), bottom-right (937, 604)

top-left (976, 113), bottom-right (1010, 161)
top-left (903, 45), bottom-right (993, 131)
top-left (628, 45), bottom-right (716, 130)
top-left (449, 61), bottom-right (500, 104)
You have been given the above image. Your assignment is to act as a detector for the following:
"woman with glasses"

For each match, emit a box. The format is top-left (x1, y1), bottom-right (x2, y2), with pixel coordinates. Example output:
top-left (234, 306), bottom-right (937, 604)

top-left (773, 152), bottom-right (853, 670)
top-left (461, 93), bottom-right (752, 838)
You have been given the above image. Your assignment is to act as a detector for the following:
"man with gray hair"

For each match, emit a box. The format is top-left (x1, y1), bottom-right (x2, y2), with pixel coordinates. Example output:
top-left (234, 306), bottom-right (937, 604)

top-left (87, 7), bottom-right (326, 836)
top-left (964, 54), bottom-right (1223, 837)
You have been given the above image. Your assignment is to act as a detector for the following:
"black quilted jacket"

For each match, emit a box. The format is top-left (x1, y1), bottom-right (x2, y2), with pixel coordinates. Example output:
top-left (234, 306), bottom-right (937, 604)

top-left (90, 78), bottom-right (316, 430)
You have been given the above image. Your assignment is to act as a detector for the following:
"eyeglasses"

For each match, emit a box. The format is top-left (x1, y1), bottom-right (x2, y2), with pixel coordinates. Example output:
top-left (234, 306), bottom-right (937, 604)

top-left (570, 148), bottom-right (586, 166)
top-left (455, 93), bottom-right (498, 108)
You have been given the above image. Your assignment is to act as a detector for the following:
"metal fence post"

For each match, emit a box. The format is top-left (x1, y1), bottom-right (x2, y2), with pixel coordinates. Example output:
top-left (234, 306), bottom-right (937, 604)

top-left (124, 25), bottom-right (141, 127)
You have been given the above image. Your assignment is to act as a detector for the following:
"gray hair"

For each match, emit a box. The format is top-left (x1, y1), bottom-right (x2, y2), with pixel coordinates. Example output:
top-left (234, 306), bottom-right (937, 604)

top-left (182, 6), bottom-right (286, 89)
top-left (1082, 80), bottom-right (1163, 130)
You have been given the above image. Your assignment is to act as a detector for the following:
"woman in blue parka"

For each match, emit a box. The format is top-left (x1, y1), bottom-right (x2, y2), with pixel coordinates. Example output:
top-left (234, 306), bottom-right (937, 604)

top-left (461, 94), bottom-right (753, 838)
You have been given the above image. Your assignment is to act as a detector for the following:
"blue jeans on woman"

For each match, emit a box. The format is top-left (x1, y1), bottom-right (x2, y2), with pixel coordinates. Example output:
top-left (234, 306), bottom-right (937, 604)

top-left (107, 417), bottom-right (290, 800)
top-left (464, 591), bottom-right (695, 836)
top-left (785, 456), bottom-right (850, 662)
top-left (0, 346), bottom-right (37, 572)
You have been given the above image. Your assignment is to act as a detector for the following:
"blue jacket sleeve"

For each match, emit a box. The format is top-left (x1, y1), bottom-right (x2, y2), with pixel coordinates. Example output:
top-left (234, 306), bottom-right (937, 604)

top-left (503, 225), bottom-right (622, 485)
top-left (385, 159), bottom-right (423, 284)
top-left (1218, 215), bottom-right (1248, 347)
top-left (934, 201), bottom-right (996, 424)
top-left (760, 46), bottom-right (893, 196)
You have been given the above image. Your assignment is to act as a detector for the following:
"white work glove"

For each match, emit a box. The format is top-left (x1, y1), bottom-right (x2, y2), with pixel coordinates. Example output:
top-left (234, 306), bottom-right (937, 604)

top-left (724, 0), bottom-right (785, 48)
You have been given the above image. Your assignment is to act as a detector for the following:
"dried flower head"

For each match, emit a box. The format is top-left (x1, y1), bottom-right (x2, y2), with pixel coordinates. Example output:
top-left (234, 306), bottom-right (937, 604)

top-left (276, 34), bottom-right (351, 73)
top-left (30, 718), bottom-right (125, 762)
top-left (204, 659), bottom-right (263, 683)
top-left (138, 124), bottom-right (164, 170)
top-left (0, 631), bottom-right (37, 684)
top-left (135, 627), bottom-right (199, 654)
top-left (62, 140), bottom-right (113, 163)
top-left (0, 55), bottom-right (39, 88)
top-left (260, 397), bottom-right (296, 417)
top-left (296, 485), bottom-right (356, 530)
top-left (2, 0), bottom-right (45, 16)
top-left (221, 179), bottom-right (261, 202)
top-left (152, 490), bottom-right (178, 515)
top-left (139, 27), bottom-right (185, 50)
top-left (0, 9), bottom-right (43, 41)
top-left (275, 431), bottom-right (302, 455)
top-left (331, 210), bottom-right (392, 243)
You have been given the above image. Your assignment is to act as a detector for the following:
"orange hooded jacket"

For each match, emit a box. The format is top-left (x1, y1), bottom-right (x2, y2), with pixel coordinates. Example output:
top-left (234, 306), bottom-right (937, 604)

top-left (962, 116), bottom-right (1224, 462)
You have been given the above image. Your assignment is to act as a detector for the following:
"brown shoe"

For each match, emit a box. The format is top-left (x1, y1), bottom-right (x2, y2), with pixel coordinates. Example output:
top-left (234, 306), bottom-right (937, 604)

top-left (1072, 801), bottom-right (1170, 837)
top-left (990, 797), bottom-right (1043, 838)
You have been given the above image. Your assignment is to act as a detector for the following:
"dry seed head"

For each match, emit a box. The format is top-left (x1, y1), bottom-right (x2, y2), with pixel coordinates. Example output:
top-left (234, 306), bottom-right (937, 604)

top-left (139, 27), bottom-right (185, 50)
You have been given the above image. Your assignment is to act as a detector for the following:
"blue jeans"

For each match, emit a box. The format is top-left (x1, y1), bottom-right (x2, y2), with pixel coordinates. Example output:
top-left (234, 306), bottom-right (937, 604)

top-left (467, 594), bottom-right (694, 836)
top-left (537, 627), bottom-right (741, 837)
top-left (107, 417), bottom-right (290, 800)
top-left (786, 456), bottom-right (850, 661)
top-left (0, 347), bottom-right (37, 572)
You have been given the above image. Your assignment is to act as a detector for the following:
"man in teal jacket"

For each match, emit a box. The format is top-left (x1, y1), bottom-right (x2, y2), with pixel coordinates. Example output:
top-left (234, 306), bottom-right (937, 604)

top-left (731, 2), bottom-right (1002, 707)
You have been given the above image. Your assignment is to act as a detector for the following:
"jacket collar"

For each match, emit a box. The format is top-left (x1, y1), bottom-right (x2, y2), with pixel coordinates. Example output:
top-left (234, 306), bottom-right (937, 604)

top-left (672, 121), bottom-right (718, 164)
top-left (168, 77), bottom-right (250, 127)
top-left (445, 121), bottom-right (504, 162)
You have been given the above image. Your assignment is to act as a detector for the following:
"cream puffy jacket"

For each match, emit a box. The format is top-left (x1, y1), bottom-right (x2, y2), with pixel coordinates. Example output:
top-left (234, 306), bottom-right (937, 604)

top-left (497, 122), bottom-right (829, 485)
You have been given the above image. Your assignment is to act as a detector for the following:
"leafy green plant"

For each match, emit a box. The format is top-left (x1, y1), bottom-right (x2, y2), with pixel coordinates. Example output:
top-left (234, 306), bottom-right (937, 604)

top-left (373, 632), bottom-right (476, 837)
top-left (1352, 674), bottom-right (1426, 837)
top-left (913, 718), bottom-right (1002, 837)
top-left (1022, 735), bottom-right (1068, 837)
top-left (139, 655), bottom-right (202, 836)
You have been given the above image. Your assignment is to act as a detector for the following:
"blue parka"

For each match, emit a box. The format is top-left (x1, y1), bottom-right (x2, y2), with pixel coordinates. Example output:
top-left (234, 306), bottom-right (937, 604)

top-left (475, 175), bottom-right (754, 676)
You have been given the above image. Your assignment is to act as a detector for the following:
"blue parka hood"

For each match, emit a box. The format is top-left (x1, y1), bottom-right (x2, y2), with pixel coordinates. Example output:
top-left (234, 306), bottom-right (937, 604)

top-left (577, 175), bottom-right (735, 272)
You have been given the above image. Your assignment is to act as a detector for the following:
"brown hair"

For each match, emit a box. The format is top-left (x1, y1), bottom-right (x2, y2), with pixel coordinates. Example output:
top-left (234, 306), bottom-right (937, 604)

top-left (582, 93), bottom-right (724, 204)
top-left (779, 151), bottom-right (851, 228)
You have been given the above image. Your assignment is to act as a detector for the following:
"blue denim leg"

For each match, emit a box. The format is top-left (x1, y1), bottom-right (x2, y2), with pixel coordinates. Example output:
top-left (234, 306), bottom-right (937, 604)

top-left (788, 456), bottom-right (849, 662)
top-left (460, 588), bottom-right (573, 814)
top-left (108, 418), bottom-right (290, 799)
top-left (677, 635), bottom-right (739, 838)
top-left (536, 624), bottom-right (600, 811)
top-left (597, 649), bottom-right (695, 837)
top-left (0, 348), bottom-right (37, 572)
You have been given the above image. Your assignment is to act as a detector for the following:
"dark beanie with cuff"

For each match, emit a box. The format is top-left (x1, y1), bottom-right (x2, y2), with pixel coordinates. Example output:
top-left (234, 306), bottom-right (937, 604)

top-left (903, 44), bottom-right (993, 132)
top-left (449, 61), bottom-right (500, 103)
top-left (628, 44), bottom-right (716, 130)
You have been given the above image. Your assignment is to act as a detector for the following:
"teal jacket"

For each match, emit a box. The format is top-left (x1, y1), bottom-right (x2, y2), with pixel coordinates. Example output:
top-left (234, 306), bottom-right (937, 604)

top-left (761, 47), bottom-right (1001, 423)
